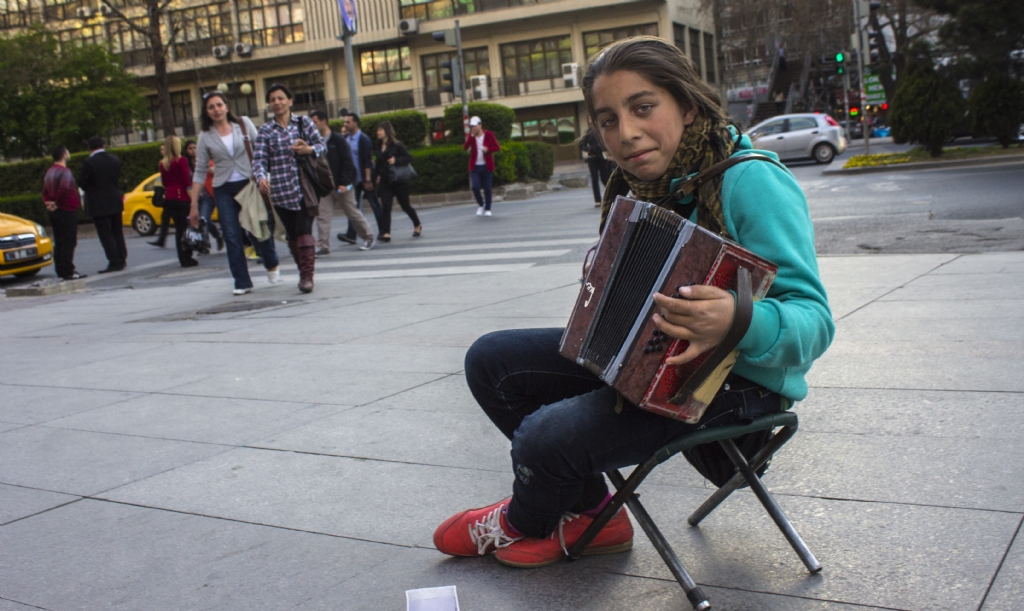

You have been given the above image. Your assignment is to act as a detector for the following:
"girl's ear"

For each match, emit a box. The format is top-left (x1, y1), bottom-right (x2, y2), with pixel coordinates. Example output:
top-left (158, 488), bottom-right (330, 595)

top-left (682, 105), bottom-right (698, 127)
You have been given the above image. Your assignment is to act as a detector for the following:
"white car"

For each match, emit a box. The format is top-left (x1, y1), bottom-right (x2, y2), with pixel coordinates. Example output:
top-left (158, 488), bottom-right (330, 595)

top-left (747, 113), bottom-right (848, 164)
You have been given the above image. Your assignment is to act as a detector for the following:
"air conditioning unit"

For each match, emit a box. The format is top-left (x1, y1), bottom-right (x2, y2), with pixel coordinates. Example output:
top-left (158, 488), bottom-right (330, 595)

top-left (562, 63), bottom-right (579, 88)
top-left (76, 7), bottom-right (94, 18)
top-left (234, 42), bottom-right (253, 56)
top-left (470, 75), bottom-right (489, 101)
top-left (98, 4), bottom-right (112, 15)
top-left (399, 18), bottom-right (418, 35)
top-left (212, 45), bottom-right (231, 59)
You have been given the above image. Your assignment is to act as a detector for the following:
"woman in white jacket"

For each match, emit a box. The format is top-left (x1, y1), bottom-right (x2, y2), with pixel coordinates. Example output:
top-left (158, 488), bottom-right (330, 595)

top-left (189, 91), bottom-right (280, 295)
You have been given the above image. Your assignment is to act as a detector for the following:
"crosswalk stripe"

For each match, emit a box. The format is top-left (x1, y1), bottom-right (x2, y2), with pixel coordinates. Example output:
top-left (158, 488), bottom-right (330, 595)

top-left (306, 249), bottom-right (571, 271)
top-left (347, 237), bottom-right (597, 257)
top-left (312, 263), bottom-right (535, 281)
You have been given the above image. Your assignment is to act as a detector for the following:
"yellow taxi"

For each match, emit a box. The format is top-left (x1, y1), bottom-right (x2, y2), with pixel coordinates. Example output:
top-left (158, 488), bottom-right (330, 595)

top-left (0, 212), bottom-right (53, 278)
top-left (121, 173), bottom-right (218, 236)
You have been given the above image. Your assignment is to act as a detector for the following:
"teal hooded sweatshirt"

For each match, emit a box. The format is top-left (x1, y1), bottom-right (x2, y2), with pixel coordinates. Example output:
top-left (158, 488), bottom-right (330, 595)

top-left (673, 133), bottom-right (834, 402)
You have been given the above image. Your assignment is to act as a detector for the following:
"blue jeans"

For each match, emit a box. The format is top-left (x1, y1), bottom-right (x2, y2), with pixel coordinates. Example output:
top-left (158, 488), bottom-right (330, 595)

top-left (465, 328), bottom-right (782, 538)
top-left (470, 164), bottom-right (493, 210)
top-left (198, 192), bottom-right (221, 240)
top-left (214, 179), bottom-right (279, 290)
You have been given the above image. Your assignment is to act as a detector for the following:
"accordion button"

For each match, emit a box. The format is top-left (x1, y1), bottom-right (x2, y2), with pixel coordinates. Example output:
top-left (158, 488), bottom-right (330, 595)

top-left (654, 345), bottom-right (663, 352)
top-left (643, 348), bottom-right (651, 355)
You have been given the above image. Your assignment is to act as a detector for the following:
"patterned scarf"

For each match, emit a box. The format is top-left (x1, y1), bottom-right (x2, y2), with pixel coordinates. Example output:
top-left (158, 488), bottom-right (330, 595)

top-left (599, 114), bottom-right (736, 236)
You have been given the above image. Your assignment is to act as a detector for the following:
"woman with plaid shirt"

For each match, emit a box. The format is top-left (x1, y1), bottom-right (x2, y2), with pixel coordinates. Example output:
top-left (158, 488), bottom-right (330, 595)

top-left (253, 83), bottom-right (327, 293)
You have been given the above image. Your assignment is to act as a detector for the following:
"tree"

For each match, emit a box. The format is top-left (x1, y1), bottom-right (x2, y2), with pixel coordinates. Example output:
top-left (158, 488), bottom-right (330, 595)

top-left (969, 72), bottom-right (1024, 147)
top-left (864, 1), bottom-right (943, 104)
top-left (914, 0), bottom-right (1024, 74)
top-left (889, 58), bottom-right (967, 157)
top-left (0, 29), bottom-right (147, 159)
top-left (98, 0), bottom-right (179, 137)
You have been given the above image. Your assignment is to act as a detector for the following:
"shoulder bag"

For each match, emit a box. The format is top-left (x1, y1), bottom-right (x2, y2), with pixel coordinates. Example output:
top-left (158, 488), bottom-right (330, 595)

top-left (388, 163), bottom-right (418, 185)
top-left (297, 116), bottom-right (335, 208)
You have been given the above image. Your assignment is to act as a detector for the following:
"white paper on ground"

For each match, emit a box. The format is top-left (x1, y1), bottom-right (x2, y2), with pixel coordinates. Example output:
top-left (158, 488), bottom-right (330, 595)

top-left (406, 585), bottom-right (460, 611)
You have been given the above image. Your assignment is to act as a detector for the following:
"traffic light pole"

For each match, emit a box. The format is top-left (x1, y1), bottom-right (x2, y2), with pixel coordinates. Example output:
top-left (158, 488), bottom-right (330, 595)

top-left (342, 27), bottom-right (360, 116)
top-left (455, 20), bottom-right (469, 136)
top-left (842, 64), bottom-right (850, 142)
top-left (854, 0), bottom-right (869, 155)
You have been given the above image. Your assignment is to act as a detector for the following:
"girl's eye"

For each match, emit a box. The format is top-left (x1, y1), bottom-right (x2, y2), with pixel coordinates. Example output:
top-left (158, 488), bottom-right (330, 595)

top-left (600, 116), bottom-right (617, 128)
top-left (636, 104), bottom-right (653, 114)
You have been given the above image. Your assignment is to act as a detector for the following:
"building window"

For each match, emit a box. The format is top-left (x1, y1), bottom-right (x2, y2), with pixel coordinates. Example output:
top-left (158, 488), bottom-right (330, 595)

top-left (500, 35), bottom-right (571, 82)
top-left (510, 116), bottom-right (576, 146)
top-left (399, 0), bottom-right (561, 21)
top-left (237, 0), bottom-right (304, 48)
top-left (148, 91), bottom-right (195, 136)
top-left (364, 90), bottom-right (415, 114)
top-left (56, 22), bottom-right (104, 48)
top-left (360, 44), bottom-right (412, 86)
top-left (703, 31), bottom-right (716, 84)
top-left (673, 23), bottom-right (685, 52)
top-left (1, 0), bottom-right (42, 28)
top-left (583, 24), bottom-right (657, 59)
top-left (42, 0), bottom-right (86, 22)
top-left (201, 83), bottom-right (258, 118)
top-left (689, 27), bottom-right (701, 72)
top-left (107, 19), bottom-right (152, 68)
top-left (422, 46), bottom-right (488, 107)
top-left (264, 71), bottom-right (324, 111)
top-left (171, 2), bottom-right (233, 59)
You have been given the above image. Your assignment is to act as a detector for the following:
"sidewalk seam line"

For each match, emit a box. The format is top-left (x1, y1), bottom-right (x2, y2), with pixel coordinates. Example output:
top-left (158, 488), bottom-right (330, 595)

top-left (832, 254), bottom-right (962, 323)
top-left (976, 514), bottom-right (1024, 610)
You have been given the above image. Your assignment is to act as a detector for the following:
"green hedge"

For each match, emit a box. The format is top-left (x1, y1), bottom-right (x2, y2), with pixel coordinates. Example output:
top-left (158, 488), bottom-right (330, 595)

top-left (443, 102), bottom-right (516, 142)
top-left (0, 194), bottom-right (91, 225)
top-left (329, 109), bottom-right (430, 149)
top-left (0, 141), bottom-right (162, 198)
top-left (406, 139), bottom-right (553, 194)
top-left (521, 141), bottom-right (554, 180)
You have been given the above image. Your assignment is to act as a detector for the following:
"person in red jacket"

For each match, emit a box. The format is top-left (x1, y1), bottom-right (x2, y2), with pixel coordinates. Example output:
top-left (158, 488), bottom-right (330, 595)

top-left (463, 116), bottom-right (500, 216)
top-left (42, 145), bottom-right (85, 280)
top-left (158, 135), bottom-right (198, 268)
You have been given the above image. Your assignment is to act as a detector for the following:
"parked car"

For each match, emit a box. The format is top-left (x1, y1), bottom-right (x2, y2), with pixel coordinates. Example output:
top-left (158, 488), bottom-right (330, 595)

top-left (747, 113), bottom-right (848, 164)
top-left (121, 173), bottom-right (218, 236)
top-left (0, 212), bottom-right (53, 278)
top-left (839, 119), bottom-right (864, 140)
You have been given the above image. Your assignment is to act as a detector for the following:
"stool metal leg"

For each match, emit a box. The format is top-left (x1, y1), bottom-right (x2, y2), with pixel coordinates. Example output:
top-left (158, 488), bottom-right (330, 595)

top-left (688, 425), bottom-right (798, 526)
top-left (718, 439), bottom-right (822, 574)
top-left (606, 470), bottom-right (711, 611)
top-left (567, 457), bottom-right (658, 560)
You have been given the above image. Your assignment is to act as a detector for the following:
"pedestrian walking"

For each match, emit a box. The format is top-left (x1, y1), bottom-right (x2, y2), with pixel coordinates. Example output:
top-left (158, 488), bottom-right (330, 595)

top-left (373, 121), bottom-right (421, 241)
top-left (149, 142), bottom-right (172, 248)
top-left (309, 110), bottom-right (374, 253)
top-left (77, 137), bottom-right (126, 274)
top-left (464, 116), bottom-right (500, 216)
top-left (183, 140), bottom-right (222, 251)
top-left (338, 113), bottom-right (384, 244)
top-left (158, 135), bottom-right (199, 268)
top-left (41, 145), bottom-right (85, 280)
top-left (253, 84), bottom-right (327, 293)
top-left (433, 36), bottom-right (833, 568)
top-left (189, 90), bottom-right (281, 296)
top-left (580, 128), bottom-right (611, 207)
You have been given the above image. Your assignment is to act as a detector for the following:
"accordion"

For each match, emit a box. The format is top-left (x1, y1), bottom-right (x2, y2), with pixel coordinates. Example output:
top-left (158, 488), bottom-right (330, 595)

top-left (560, 196), bottom-right (778, 423)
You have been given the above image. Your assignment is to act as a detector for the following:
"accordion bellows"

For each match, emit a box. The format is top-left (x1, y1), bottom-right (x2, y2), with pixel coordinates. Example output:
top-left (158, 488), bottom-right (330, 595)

top-left (560, 197), bottom-right (778, 423)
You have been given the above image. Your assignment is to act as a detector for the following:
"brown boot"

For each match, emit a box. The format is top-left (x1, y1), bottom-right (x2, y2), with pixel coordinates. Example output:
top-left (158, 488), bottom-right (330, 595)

top-left (296, 234), bottom-right (316, 293)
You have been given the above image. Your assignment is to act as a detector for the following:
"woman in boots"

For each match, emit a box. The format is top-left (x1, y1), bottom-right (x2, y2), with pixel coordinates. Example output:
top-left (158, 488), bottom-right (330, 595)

top-left (253, 83), bottom-right (326, 293)
top-left (158, 136), bottom-right (199, 268)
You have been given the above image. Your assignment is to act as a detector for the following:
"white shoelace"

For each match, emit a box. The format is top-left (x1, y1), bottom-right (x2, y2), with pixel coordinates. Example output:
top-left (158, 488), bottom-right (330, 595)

top-left (555, 512), bottom-right (582, 556)
top-left (467, 504), bottom-right (521, 555)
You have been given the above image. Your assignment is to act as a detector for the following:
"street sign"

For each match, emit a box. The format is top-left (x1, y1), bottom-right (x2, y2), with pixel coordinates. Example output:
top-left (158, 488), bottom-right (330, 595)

top-left (864, 74), bottom-right (886, 104)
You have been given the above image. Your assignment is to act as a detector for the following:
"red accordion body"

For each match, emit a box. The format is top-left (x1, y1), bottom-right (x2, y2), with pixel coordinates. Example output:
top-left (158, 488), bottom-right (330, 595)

top-left (560, 197), bottom-right (777, 423)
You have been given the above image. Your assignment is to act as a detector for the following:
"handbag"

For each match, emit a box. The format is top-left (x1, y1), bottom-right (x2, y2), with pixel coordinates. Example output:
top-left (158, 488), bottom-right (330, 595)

top-left (297, 115), bottom-right (335, 200)
top-left (388, 163), bottom-right (418, 184)
top-left (151, 185), bottom-right (165, 208)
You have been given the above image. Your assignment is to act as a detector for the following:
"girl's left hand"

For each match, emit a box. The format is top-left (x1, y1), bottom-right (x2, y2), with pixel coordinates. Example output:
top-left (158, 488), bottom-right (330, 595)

top-left (652, 285), bottom-right (736, 365)
top-left (387, 157), bottom-right (396, 165)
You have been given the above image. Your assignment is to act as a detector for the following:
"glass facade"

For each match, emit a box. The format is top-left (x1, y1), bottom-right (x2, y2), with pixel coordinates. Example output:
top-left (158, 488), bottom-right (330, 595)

top-left (421, 46), bottom-right (488, 107)
top-left (172, 2), bottom-right (233, 59)
top-left (399, 0), bottom-right (560, 22)
top-left (265, 71), bottom-right (324, 111)
top-left (360, 44), bottom-right (412, 85)
top-left (582, 24), bottom-right (657, 59)
top-left (704, 31), bottom-right (716, 84)
top-left (500, 35), bottom-right (571, 81)
top-left (149, 91), bottom-right (196, 136)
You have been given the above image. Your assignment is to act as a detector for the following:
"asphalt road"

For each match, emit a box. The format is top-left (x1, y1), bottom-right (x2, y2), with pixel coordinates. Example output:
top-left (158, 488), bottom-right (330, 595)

top-left (3, 153), bottom-right (1022, 293)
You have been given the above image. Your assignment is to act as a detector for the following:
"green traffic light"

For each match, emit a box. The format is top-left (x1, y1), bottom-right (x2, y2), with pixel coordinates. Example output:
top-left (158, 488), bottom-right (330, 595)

top-left (836, 52), bottom-right (844, 63)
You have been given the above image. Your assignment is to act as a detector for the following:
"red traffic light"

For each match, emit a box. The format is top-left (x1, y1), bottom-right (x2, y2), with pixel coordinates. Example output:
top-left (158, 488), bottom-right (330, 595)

top-left (881, 103), bottom-right (889, 111)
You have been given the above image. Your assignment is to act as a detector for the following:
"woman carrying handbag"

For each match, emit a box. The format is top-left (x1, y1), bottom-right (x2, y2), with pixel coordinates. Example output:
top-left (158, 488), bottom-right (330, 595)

top-left (374, 121), bottom-right (422, 242)
top-left (189, 91), bottom-right (281, 296)
top-left (159, 136), bottom-right (199, 268)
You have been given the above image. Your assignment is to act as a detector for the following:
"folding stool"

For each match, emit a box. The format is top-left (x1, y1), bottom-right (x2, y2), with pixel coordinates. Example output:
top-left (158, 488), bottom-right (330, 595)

top-left (567, 411), bottom-right (821, 611)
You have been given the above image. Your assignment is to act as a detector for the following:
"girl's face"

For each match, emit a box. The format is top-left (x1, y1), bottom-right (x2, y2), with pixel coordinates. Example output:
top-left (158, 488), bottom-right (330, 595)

top-left (185, 143), bottom-right (196, 157)
top-left (205, 97), bottom-right (228, 123)
top-left (590, 70), bottom-right (696, 181)
top-left (377, 127), bottom-right (386, 141)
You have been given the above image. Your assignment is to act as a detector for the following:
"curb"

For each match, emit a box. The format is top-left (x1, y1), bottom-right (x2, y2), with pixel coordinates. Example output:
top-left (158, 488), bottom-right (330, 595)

top-left (6, 277), bottom-right (87, 298)
top-left (823, 152), bottom-right (1024, 175)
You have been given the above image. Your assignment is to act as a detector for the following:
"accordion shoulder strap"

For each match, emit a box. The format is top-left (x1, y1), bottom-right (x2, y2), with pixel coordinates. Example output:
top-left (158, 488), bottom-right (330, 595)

top-left (676, 153), bottom-right (787, 197)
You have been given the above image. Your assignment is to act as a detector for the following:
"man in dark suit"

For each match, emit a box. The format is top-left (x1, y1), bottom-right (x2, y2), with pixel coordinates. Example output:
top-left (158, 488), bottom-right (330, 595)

top-left (338, 113), bottom-right (383, 244)
top-left (77, 137), bottom-right (126, 273)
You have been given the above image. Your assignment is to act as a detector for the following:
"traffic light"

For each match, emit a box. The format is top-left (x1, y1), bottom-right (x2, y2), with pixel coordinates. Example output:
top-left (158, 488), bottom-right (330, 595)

top-left (850, 107), bottom-right (860, 116)
top-left (835, 52), bottom-right (845, 75)
top-left (431, 29), bottom-right (457, 47)
top-left (440, 58), bottom-right (461, 97)
top-left (867, 29), bottom-right (882, 67)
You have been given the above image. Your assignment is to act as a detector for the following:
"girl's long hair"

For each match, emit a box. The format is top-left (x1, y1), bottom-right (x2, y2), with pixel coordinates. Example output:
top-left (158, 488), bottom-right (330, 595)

top-left (160, 135), bottom-right (181, 171)
top-left (378, 120), bottom-right (400, 147)
top-left (200, 92), bottom-right (242, 132)
top-left (582, 36), bottom-right (727, 131)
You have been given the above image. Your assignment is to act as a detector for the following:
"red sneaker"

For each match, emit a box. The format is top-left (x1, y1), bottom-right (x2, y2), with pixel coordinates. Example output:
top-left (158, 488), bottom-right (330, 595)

top-left (494, 508), bottom-right (634, 568)
top-left (433, 498), bottom-right (522, 557)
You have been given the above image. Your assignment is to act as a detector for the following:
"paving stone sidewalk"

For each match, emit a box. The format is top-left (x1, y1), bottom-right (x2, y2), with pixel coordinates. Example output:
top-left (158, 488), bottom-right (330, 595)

top-left (1, 252), bottom-right (1022, 611)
